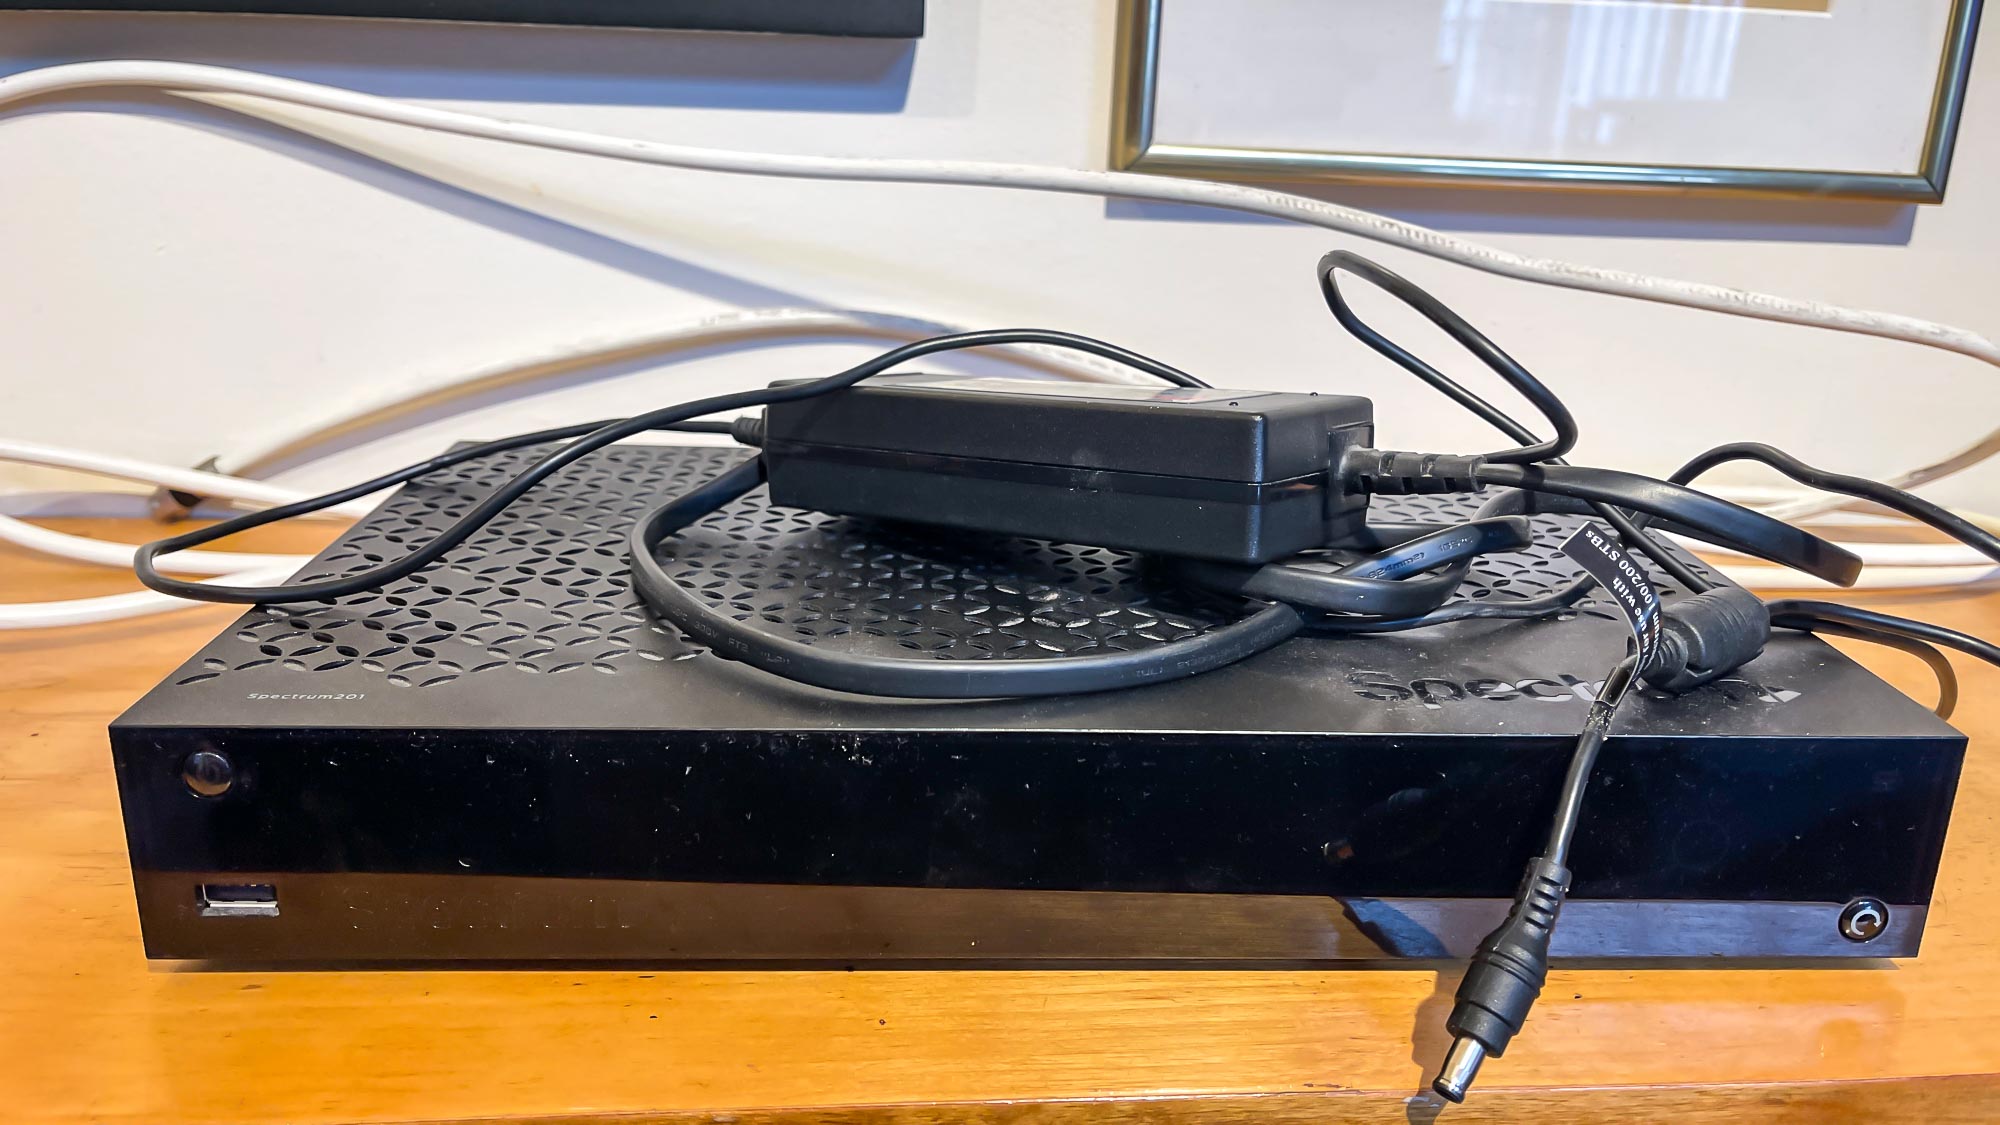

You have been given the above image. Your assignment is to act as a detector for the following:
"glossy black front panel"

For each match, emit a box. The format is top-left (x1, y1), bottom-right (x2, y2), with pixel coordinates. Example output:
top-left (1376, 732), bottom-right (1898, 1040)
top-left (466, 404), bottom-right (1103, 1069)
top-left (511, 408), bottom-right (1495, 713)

top-left (115, 726), bottom-right (1958, 906)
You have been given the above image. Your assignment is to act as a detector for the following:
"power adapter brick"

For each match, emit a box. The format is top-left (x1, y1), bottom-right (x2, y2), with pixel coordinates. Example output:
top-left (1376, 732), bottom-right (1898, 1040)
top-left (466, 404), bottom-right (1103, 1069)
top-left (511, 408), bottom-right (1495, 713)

top-left (759, 374), bottom-right (1379, 563)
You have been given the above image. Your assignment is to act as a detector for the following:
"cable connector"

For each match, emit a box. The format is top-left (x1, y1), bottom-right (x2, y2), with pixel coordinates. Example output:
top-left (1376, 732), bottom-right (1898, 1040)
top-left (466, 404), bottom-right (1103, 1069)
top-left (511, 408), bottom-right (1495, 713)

top-left (146, 456), bottom-right (223, 522)
top-left (1339, 449), bottom-right (1486, 495)
top-left (1433, 854), bottom-right (1568, 1103)
top-left (1641, 586), bottom-right (1770, 692)
top-left (729, 414), bottom-right (767, 447)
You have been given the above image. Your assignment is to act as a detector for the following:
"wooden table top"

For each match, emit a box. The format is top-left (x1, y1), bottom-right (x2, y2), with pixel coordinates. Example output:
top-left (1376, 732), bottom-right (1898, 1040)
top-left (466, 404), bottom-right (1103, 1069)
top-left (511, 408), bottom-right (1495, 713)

top-left (4, 518), bottom-right (1999, 1124)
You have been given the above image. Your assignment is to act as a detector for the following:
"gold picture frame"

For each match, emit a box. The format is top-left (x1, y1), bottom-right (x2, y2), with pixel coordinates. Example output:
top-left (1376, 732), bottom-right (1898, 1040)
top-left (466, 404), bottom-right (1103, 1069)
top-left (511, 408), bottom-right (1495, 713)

top-left (1109, 0), bottom-right (1984, 201)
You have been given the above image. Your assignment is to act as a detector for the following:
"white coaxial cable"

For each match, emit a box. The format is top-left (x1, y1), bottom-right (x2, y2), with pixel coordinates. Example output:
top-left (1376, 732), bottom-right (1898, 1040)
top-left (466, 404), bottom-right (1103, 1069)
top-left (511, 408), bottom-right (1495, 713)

top-left (1, 61), bottom-right (1995, 521)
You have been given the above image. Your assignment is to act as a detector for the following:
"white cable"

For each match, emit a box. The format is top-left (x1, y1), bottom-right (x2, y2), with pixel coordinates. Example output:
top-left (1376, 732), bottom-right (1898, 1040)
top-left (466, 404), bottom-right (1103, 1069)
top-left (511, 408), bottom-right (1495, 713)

top-left (0, 513), bottom-right (306, 574)
top-left (0, 438), bottom-right (377, 517)
top-left (1707, 483), bottom-right (2000, 535)
top-left (207, 306), bottom-right (1159, 478)
top-left (7, 402), bottom-right (1996, 590)
top-left (0, 563), bottom-right (300, 630)
top-left (0, 490), bottom-right (183, 518)
top-left (5, 348), bottom-right (1994, 590)
top-left (0, 458), bottom-right (1985, 623)
top-left (0, 307), bottom-right (1147, 574)
top-left (4, 61), bottom-right (1998, 604)
top-left (2, 61), bottom-right (1996, 519)
top-left (1725, 564), bottom-right (2000, 592)
top-left (199, 303), bottom-right (2000, 550)
top-left (1676, 534), bottom-right (1998, 568)
top-left (0, 440), bottom-right (342, 582)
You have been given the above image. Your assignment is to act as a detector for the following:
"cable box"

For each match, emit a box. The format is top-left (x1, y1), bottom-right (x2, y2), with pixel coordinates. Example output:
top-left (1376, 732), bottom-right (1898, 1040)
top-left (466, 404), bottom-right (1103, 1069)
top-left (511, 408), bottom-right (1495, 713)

top-left (111, 444), bottom-right (1963, 963)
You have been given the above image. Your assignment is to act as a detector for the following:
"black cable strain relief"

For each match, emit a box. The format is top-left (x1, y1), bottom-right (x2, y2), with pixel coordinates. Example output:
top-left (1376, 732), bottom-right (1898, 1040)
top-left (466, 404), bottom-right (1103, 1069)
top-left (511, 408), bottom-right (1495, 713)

top-left (1641, 586), bottom-right (1771, 692)
top-left (1444, 855), bottom-right (1568, 1057)
top-left (146, 455), bottom-right (224, 522)
top-left (729, 414), bottom-right (768, 447)
top-left (1339, 449), bottom-right (1487, 495)
top-left (146, 486), bottom-right (208, 522)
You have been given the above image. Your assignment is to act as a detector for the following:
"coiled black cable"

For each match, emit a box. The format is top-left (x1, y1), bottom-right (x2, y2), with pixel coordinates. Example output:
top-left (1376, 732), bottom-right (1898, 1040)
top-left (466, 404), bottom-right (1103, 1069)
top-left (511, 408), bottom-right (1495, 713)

top-left (1319, 251), bottom-right (1576, 465)
top-left (1169, 517), bottom-right (1533, 616)
top-left (1303, 491), bottom-right (1599, 633)
top-left (626, 458), bottom-right (1308, 699)
top-left (1319, 250), bottom-right (1715, 595)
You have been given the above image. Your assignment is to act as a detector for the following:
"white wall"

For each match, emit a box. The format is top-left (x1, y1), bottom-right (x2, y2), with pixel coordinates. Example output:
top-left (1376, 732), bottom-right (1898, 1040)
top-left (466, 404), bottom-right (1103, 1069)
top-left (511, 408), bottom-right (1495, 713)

top-left (2, 0), bottom-right (1996, 508)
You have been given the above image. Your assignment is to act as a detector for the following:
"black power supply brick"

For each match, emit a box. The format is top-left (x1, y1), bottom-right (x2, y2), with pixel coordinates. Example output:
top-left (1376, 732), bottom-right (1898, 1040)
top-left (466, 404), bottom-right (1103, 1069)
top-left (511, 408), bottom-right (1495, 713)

top-left (761, 374), bottom-right (1377, 563)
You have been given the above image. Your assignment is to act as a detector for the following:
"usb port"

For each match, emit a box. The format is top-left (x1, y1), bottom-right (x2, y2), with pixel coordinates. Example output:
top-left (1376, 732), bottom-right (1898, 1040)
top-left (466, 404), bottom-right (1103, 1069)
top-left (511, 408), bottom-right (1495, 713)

top-left (196, 883), bottom-right (278, 918)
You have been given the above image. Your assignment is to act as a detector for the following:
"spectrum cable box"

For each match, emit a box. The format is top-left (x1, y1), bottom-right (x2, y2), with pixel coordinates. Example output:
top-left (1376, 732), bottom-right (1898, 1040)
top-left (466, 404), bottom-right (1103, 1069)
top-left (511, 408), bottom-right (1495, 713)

top-left (111, 444), bottom-right (1963, 963)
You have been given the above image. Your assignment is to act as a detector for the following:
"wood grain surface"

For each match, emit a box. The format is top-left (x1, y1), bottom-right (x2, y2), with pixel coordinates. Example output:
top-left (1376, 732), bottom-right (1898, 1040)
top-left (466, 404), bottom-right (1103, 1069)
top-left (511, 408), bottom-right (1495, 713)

top-left (3, 518), bottom-right (1998, 1124)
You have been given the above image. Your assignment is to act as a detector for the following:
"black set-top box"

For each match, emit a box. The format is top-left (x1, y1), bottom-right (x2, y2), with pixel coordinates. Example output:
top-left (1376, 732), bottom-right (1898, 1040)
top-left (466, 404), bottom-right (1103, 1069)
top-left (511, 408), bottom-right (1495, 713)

top-left (109, 443), bottom-right (1963, 964)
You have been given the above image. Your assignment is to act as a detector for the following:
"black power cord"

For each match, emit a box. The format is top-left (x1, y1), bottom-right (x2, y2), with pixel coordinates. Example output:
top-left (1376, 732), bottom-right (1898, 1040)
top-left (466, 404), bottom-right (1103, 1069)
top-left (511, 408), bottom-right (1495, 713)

top-left (1161, 253), bottom-right (1858, 645)
top-left (1320, 251), bottom-right (1578, 466)
top-left (1773, 614), bottom-right (1960, 719)
top-left (1659, 441), bottom-right (1998, 717)
top-left (1470, 462), bottom-right (1861, 586)
top-left (626, 457), bottom-right (1308, 698)
top-left (1666, 442), bottom-right (2000, 564)
top-left (1312, 254), bottom-right (1985, 1102)
top-left (1166, 517), bottom-right (1535, 617)
top-left (1770, 599), bottom-right (2000, 674)
top-left (1432, 654), bottom-right (1638, 1102)
top-left (1320, 250), bottom-right (1714, 595)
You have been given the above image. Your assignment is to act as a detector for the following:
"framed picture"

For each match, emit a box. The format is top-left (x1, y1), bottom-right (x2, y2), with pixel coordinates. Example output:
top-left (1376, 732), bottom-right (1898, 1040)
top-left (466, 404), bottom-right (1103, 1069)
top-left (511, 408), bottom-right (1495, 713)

top-left (1111, 0), bottom-right (1983, 201)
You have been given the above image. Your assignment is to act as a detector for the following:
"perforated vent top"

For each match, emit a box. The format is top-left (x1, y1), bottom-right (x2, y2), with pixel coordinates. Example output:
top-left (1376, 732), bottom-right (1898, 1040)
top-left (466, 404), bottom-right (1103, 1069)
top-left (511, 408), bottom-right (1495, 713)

top-left (177, 444), bottom-right (1701, 693)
